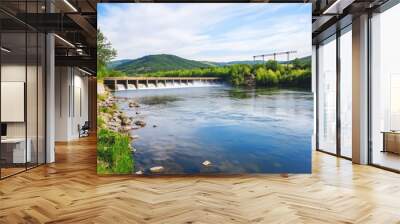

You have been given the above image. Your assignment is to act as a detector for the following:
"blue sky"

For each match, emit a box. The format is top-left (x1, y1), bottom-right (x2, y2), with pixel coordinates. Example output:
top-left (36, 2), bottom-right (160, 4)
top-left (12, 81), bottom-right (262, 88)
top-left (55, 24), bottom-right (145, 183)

top-left (98, 3), bottom-right (311, 62)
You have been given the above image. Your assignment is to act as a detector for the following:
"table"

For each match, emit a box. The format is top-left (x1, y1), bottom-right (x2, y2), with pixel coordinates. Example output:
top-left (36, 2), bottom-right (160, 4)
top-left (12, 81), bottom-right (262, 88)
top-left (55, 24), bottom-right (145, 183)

top-left (382, 131), bottom-right (400, 154)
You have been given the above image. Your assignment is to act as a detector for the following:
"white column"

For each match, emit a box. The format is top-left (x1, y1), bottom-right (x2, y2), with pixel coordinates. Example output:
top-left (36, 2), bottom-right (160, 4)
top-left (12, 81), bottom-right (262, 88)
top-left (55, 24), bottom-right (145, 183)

top-left (54, 67), bottom-right (73, 141)
top-left (352, 14), bottom-right (369, 164)
top-left (312, 45), bottom-right (317, 150)
top-left (46, 33), bottom-right (55, 163)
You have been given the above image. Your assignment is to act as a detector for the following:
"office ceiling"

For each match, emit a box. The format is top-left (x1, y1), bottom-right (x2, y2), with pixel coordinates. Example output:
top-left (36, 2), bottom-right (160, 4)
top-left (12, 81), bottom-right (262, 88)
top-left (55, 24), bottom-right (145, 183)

top-left (0, 0), bottom-right (393, 74)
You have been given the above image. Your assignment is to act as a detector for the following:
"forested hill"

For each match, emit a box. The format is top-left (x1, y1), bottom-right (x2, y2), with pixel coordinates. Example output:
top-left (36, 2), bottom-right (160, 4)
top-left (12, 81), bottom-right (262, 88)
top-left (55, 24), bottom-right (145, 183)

top-left (111, 54), bottom-right (212, 74)
top-left (110, 54), bottom-right (311, 76)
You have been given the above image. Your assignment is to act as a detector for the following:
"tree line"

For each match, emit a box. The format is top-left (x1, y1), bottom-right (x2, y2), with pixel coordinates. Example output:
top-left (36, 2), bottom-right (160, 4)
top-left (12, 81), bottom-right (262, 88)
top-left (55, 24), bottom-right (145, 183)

top-left (139, 59), bottom-right (311, 89)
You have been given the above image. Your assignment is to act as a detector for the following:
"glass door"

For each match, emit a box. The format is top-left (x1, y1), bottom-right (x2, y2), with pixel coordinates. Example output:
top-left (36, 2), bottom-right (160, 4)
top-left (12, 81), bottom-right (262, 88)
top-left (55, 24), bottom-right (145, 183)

top-left (370, 3), bottom-right (400, 171)
top-left (317, 35), bottom-right (337, 154)
top-left (339, 26), bottom-right (352, 158)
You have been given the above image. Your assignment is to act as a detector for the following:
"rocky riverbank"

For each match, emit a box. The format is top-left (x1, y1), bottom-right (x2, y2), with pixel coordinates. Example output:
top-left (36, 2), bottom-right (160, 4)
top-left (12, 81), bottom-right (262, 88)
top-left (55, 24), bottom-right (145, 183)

top-left (97, 87), bottom-right (155, 174)
top-left (97, 93), bottom-right (146, 135)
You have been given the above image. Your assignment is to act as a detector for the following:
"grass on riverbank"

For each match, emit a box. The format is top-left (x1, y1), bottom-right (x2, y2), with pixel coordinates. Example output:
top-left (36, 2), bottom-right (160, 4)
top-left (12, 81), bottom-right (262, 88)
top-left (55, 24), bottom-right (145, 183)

top-left (97, 94), bottom-right (134, 174)
top-left (97, 127), bottom-right (134, 174)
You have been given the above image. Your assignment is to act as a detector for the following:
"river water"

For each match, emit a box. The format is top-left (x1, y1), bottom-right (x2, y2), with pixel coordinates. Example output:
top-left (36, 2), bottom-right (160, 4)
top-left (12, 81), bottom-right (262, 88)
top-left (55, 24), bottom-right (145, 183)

top-left (115, 85), bottom-right (313, 174)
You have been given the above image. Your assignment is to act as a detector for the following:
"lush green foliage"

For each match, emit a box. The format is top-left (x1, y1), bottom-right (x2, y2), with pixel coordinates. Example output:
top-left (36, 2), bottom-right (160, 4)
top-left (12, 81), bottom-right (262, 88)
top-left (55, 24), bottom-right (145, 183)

top-left (97, 29), bottom-right (117, 69)
top-left (113, 54), bottom-right (213, 74)
top-left (97, 127), bottom-right (133, 174)
top-left (137, 59), bottom-right (311, 88)
top-left (97, 66), bottom-right (127, 80)
top-left (97, 29), bottom-right (119, 80)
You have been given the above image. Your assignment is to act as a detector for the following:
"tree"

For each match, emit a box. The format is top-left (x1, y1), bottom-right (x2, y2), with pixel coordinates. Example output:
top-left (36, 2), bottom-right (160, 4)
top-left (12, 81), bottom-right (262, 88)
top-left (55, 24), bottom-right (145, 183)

top-left (265, 60), bottom-right (278, 71)
top-left (265, 69), bottom-right (279, 85)
top-left (292, 58), bottom-right (302, 69)
top-left (229, 65), bottom-right (246, 85)
top-left (255, 67), bottom-right (268, 85)
top-left (97, 29), bottom-right (117, 70)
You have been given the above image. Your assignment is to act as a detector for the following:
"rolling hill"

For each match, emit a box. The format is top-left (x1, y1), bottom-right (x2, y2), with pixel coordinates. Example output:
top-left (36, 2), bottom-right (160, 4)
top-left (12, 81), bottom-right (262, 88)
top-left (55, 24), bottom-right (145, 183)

top-left (109, 54), bottom-right (311, 76)
top-left (112, 54), bottom-right (213, 74)
top-left (107, 59), bottom-right (132, 69)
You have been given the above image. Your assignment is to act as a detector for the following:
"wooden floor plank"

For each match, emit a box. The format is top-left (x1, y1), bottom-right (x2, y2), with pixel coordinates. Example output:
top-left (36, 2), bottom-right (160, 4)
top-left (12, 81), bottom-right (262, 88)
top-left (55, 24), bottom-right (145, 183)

top-left (0, 136), bottom-right (399, 223)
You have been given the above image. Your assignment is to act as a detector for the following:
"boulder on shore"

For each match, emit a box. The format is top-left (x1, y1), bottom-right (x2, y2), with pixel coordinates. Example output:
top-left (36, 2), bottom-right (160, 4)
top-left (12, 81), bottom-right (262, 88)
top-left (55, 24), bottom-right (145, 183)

top-left (150, 166), bottom-right (164, 173)
top-left (202, 160), bottom-right (212, 166)
top-left (134, 120), bottom-right (146, 127)
top-left (120, 116), bottom-right (132, 126)
top-left (128, 101), bottom-right (140, 108)
top-left (119, 126), bottom-right (132, 132)
top-left (130, 135), bottom-right (140, 140)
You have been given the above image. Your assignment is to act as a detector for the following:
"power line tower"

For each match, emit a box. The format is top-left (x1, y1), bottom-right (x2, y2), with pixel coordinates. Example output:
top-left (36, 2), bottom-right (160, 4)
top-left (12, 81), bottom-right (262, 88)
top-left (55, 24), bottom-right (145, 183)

top-left (253, 51), bottom-right (297, 73)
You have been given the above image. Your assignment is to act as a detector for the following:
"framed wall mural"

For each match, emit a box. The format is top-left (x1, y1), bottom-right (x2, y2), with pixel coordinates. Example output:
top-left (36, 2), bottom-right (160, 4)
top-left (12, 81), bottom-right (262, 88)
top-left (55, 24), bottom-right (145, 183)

top-left (97, 3), bottom-right (313, 175)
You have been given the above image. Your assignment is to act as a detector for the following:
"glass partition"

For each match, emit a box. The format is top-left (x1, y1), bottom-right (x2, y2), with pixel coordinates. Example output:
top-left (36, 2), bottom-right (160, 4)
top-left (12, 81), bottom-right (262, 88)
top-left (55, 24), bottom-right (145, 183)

top-left (370, 3), bottom-right (400, 171)
top-left (339, 27), bottom-right (352, 158)
top-left (0, 1), bottom-right (46, 179)
top-left (317, 35), bottom-right (337, 154)
top-left (1, 30), bottom-right (28, 177)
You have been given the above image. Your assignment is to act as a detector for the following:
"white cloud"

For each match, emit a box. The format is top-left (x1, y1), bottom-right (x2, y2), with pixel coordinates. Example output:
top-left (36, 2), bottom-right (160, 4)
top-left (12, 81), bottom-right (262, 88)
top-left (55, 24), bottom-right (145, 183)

top-left (98, 3), bottom-right (311, 62)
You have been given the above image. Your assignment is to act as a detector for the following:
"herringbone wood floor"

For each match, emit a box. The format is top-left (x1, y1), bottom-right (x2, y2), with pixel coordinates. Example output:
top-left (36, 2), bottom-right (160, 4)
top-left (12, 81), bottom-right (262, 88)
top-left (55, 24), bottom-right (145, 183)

top-left (1, 136), bottom-right (400, 224)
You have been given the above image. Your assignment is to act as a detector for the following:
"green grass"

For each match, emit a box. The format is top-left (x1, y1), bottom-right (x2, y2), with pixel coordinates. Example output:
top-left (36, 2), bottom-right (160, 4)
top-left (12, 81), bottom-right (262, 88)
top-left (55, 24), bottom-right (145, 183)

top-left (99, 106), bottom-right (115, 114)
top-left (98, 93), bottom-right (107, 102)
top-left (97, 120), bottom-right (134, 174)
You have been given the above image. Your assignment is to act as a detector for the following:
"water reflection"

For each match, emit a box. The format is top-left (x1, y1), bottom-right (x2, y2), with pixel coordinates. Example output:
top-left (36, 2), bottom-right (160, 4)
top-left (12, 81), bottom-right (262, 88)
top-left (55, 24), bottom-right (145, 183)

top-left (115, 86), bottom-right (313, 174)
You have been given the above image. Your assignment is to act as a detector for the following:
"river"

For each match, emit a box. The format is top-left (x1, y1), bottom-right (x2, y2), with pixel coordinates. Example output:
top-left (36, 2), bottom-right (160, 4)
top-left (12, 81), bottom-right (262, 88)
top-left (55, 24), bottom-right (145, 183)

top-left (115, 85), bottom-right (313, 174)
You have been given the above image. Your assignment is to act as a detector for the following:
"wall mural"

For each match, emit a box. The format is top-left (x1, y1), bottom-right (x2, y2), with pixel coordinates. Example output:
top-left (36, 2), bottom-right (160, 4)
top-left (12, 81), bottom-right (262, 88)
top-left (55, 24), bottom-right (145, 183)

top-left (97, 3), bottom-right (313, 175)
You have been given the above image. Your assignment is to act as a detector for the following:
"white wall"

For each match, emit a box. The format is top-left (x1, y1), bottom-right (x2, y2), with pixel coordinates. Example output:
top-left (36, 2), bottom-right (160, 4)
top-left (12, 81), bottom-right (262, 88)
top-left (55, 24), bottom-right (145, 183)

top-left (55, 66), bottom-right (70, 141)
top-left (1, 63), bottom-right (46, 164)
top-left (54, 67), bottom-right (89, 141)
top-left (1, 64), bottom-right (26, 139)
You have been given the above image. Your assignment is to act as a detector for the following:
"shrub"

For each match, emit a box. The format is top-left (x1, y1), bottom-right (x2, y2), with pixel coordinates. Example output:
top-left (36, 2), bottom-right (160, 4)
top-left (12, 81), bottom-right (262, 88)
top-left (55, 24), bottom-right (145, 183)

top-left (97, 128), bottom-right (134, 174)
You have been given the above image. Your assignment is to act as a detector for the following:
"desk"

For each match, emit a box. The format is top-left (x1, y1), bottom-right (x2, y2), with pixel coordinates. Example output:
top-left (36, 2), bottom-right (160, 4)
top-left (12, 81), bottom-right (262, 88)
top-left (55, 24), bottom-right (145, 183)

top-left (382, 131), bottom-right (400, 154)
top-left (1, 138), bottom-right (31, 163)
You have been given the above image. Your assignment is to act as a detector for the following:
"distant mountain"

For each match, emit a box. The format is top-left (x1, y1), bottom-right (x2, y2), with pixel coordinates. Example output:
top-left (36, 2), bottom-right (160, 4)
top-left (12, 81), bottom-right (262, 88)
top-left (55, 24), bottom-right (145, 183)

top-left (107, 59), bottom-right (132, 69)
top-left (112, 54), bottom-right (212, 75)
top-left (215, 60), bottom-right (265, 66)
top-left (109, 54), bottom-right (311, 75)
top-left (280, 56), bottom-right (311, 65)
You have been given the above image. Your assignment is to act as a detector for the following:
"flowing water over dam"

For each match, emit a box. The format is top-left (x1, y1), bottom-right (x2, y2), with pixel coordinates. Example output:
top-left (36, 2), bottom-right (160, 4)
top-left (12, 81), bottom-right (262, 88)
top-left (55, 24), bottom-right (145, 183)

top-left (115, 80), bottom-right (221, 91)
top-left (115, 86), bottom-right (313, 174)
top-left (104, 77), bottom-right (222, 91)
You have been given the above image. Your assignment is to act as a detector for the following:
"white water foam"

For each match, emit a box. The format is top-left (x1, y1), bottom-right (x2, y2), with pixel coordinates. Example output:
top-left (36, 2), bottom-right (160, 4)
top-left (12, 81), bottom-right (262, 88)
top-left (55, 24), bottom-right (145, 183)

top-left (115, 80), bottom-right (222, 91)
top-left (127, 84), bottom-right (137, 90)
top-left (116, 84), bottom-right (126, 91)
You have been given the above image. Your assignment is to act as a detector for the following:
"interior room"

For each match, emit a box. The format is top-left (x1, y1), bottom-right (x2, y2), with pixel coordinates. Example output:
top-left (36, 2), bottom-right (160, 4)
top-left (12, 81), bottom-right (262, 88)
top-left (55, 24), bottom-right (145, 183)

top-left (0, 0), bottom-right (399, 223)
top-left (370, 3), bottom-right (400, 170)
top-left (0, 6), bottom-right (46, 178)
top-left (0, 0), bottom-right (97, 179)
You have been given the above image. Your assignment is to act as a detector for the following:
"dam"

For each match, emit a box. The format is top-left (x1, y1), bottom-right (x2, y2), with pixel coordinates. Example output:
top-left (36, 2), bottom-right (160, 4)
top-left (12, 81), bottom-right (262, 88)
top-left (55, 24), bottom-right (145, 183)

top-left (103, 77), bottom-right (223, 91)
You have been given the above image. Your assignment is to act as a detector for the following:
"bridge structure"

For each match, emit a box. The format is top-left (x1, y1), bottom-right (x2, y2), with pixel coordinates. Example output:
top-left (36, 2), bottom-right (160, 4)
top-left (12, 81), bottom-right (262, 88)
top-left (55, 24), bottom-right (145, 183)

top-left (253, 50), bottom-right (297, 63)
top-left (103, 77), bottom-right (222, 91)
